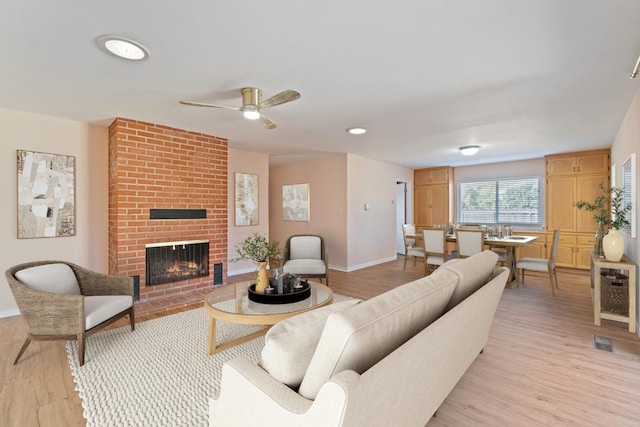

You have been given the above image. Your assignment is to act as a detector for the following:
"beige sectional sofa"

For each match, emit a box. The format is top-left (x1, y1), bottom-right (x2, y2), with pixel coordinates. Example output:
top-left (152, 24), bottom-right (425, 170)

top-left (210, 250), bottom-right (508, 427)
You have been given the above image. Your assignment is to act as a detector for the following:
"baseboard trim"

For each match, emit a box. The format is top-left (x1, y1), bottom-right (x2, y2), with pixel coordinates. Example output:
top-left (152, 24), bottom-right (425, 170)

top-left (330, 256), bottom-right (398, 273)
top-left (0, 308), bottom-right (20, 319)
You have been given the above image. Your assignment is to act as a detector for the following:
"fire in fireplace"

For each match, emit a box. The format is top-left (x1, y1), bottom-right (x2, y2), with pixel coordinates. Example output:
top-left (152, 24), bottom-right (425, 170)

top-left (145, 239), bottom-right (209, 286)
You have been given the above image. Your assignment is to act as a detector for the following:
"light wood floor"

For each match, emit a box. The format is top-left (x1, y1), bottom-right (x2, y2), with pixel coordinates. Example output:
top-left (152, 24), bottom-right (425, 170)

top-left (2, 257), bottom-right (640, 426)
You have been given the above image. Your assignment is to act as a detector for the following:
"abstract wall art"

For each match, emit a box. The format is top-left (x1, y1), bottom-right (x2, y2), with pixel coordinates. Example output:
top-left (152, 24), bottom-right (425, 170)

top-left (17, 150), bottom-right (76, 238)
top-left (234, 172), bottom-right (259, 226)
top-left (282, 183), bottom-right (309, 221)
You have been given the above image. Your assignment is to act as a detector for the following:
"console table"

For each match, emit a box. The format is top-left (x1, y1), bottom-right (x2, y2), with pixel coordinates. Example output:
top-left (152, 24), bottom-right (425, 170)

top-left (591, 254), bottom-right (636, 333)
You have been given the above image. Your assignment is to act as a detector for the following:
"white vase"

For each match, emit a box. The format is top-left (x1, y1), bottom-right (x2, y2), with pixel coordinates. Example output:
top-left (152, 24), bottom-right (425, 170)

top-left (602, 229), bottom-right (624, 262)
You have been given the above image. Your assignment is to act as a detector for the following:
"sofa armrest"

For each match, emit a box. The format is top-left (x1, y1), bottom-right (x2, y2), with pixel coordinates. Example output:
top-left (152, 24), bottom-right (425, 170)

top-left (210, 356), bottom-right (351, 427)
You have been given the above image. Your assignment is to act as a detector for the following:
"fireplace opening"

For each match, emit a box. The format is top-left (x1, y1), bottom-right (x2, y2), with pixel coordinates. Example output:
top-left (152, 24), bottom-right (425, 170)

top-left (145, 240), bottom-right (209, 286)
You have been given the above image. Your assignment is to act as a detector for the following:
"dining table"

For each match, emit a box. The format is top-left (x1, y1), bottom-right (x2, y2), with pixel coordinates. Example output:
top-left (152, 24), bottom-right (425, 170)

top-left (408, 232), bottom-right (539, 286)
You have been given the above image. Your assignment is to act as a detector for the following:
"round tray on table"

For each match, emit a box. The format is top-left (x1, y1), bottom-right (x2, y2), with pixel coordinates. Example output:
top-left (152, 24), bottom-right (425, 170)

top-left (248, 282), bottom-right (310, 304)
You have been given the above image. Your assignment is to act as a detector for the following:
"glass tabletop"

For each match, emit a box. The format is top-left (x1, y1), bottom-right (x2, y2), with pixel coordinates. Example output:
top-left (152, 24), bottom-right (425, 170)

top-left (207, 281), bottom-right (332, 317)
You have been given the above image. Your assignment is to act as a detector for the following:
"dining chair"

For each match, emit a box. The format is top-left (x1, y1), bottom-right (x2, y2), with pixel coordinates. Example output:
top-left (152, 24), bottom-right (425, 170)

top-left (422, 228), bottom-right (451, 274)
top-left (515, 229), bottom-right (560, 295)
top-left (455, 229), bottom-right (485, 258)
top-left (402, 224), bottom-right (425, 270)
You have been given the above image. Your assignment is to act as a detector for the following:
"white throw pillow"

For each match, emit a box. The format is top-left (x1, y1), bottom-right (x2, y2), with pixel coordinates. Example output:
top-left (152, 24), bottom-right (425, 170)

top-left (15, 263), bottom-right (81, 295)
top-left (259, 299), bottom-right (361, 388)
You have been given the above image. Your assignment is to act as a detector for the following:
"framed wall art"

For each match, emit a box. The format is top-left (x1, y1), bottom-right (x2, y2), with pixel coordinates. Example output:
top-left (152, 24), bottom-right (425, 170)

top-left (282, 183), bottom-right (309, 221)
top-left (17, 149), bottom-right (76, 238)
top-left (234, 172), bottom-right (259, 226)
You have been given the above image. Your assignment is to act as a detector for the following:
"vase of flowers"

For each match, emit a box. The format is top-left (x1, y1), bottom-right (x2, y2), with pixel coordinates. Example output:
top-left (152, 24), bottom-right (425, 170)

top-left (230, 233), bottom-right (283, 293)
top-left (577, 183), bottom-right (631, 261)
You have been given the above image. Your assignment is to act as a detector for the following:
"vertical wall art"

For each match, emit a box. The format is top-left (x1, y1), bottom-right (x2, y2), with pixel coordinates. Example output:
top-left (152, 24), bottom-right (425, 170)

top-left (622, 153), bottom-right (636, 238)
top-left (17, 150), bottom-right (76, 238)
top-left (234, 172), bottom-right (259, 226)
top-left (282, 183), bottom-right (309, 221)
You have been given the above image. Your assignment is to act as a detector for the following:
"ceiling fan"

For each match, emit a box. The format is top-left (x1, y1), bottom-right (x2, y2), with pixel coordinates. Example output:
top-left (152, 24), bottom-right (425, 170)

top-left (179, 87), bottom-right (301, 129)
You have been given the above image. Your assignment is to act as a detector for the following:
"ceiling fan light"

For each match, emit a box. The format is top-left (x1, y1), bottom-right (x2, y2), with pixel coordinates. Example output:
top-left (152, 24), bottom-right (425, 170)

top-left (347, 127), bottom-right (367, 135)
top-left (241, 105), bottom-right (260, 120)
top-left (459, 145), bottom-right (480, 156)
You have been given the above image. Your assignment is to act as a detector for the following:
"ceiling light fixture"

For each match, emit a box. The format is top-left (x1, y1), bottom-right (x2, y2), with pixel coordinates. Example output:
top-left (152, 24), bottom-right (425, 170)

top-left (459, 145), bottom-right (480, 156)
top-left (97, 35), bottom-right (150, 61)
top-left (347, 127), bottom-right (367, 135)
top-left (241, 105), bottom-right (261, 120)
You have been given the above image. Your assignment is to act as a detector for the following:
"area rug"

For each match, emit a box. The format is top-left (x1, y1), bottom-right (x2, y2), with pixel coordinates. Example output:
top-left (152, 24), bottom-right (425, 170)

top-left (67, 295), bottom-right (349, 427)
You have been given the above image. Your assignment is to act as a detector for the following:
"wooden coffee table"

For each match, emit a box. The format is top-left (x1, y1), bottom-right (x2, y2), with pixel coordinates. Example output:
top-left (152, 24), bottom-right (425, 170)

top-left (203, 281), bottom-right (333, 355)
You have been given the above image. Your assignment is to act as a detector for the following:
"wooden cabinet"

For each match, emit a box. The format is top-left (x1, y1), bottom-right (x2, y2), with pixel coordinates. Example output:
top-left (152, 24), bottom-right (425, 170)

top-left (545, 149), bottom-right (609, 270)
top-left (516, 232), bottom-right (547, 260)
top-left (414, 167), bottom-right (453, 228)
top-left (546, 149), bottom-right (610, 234)
top-left (546, 150), bottom-right (610, 177)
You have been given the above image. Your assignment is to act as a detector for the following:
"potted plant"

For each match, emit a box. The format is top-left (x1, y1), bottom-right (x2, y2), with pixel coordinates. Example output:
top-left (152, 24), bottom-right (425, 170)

top-left (230, 233), bottom-right (284, 293)
top-left (577, 183), bottom-right (631, 261)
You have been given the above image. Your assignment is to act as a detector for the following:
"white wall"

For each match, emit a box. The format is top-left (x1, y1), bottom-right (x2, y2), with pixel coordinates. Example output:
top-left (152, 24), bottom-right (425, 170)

top-left (0, 108), bottom-right (109, 317)
top-left (346, 154), bottom-right (414, 270)
top-left (610, 87), bottom-right (640, 336)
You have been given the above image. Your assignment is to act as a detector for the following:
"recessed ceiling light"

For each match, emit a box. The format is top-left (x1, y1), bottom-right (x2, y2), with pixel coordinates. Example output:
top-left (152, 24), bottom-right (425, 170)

top-left (347, 127), bottom-right (367, 135)
top-left (97, 35), bottom-right (150, 61)
top-left (459, 145), bottom-right (480, 156)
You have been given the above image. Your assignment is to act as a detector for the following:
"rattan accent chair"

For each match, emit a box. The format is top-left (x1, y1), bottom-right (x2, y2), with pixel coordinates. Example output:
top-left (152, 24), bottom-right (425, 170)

top-left (5, 260), bottom-right (135, 366)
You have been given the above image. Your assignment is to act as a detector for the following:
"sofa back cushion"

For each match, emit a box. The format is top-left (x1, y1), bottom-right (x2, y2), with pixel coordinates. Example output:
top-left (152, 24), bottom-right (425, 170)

top-left (289, 236), bottom-right (322, 260)
top-left (259, 299), bottom-right (361, 388)
top-left (297, 268), bottom-right (459, 399)
top-left (439, 250), bottom-right (498, 310)
top-left (14, 263), bottom-right (81, 295)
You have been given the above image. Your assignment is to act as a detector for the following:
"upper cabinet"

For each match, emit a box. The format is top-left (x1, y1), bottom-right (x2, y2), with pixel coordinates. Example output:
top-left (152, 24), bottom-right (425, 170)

top-left (546, 150), bottom-right (610, 177)
top-left (414, 166), bottom-right (453, 228)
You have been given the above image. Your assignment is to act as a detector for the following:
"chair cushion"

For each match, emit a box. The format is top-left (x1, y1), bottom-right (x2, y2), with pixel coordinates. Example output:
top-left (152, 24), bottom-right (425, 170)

top-left (516, 258), bottom-right (548, 272)
top-left (406, 247), bottom-right (425, 257)
top-left (15, 263), bottom-right (81, 295)
top-left (436, 250), bottom-right (499, 310)
top-left (259, 299), bottom-right (361, 388)
top-left (84, 295), bottom-right (133, 330)
top-left (289, 236), bottom-right (322, 260)
top-left (297, 268), bottom-right (459, 400)
top-left (282, 259), bottom-right (326, 275)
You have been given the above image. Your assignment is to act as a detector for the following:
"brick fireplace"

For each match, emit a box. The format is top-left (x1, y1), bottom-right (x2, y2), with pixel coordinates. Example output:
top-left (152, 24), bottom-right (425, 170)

top-left (108, 118), bottom-right (228, 302)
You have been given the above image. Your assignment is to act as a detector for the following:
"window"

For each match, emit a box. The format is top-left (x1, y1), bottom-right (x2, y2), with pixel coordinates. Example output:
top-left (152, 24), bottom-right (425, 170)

top-left (457, 176), bottom-right (542, 226)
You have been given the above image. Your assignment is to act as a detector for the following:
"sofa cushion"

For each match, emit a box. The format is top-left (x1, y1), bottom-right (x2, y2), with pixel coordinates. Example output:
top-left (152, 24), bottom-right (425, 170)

top-left (259, 299), bottom-right (361, 388)
top-left (15, 263), bottom-right (81, 295)
top-left (84, 295), bottom-right (133, 330)
top-left (297, 268), bottom-right (459, 399)
top-left (282, 259), bottom-right (326, 275)
top-left (289, 236), bottom-right (322, 259)
top-left (438, 250), bottom-right (499, 310)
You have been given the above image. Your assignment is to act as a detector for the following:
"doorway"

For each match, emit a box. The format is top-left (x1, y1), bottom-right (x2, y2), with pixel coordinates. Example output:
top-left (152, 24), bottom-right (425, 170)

top-left (396, 181), bottom-right (407, 254)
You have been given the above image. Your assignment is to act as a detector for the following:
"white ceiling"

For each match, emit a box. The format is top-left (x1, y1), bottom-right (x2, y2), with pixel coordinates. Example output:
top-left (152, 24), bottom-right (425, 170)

top-left (2, 0), bottom-right (640, 168)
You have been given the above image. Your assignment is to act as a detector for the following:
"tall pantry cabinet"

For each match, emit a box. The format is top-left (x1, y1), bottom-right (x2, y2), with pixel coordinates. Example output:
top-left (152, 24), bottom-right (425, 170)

top-left (413, 167), bottom-right (453, 229)
top-left (545, 149), bottom-right (610, 269)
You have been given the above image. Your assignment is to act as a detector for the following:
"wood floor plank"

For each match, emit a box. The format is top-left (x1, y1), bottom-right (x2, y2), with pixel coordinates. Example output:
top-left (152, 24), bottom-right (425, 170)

top-left (1, 257), bottom-right (639, 426)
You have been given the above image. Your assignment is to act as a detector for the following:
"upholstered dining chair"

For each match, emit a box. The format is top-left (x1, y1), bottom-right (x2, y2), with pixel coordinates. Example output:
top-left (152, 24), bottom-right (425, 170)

top-left (455, 229), bottom-right (485, 258)
top-left (422, 228), bottom-right (452, 274)
top-left (282, 235), bottom-right (329, 286)
top-left (516, 229), bottom-right (561, 295)
top-left (402, 224), bottom-right (425, 270)
top-left (5, 260), bottom-right (135, 366)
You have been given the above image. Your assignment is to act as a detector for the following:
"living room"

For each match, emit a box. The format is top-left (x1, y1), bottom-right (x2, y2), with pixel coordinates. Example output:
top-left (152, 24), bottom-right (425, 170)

top-left (2, 1), bottom-right (640, 426)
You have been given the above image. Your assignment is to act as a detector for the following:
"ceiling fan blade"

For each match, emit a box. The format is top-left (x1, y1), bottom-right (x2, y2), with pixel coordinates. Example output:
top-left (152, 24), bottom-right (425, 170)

top-left (259, 90), bottom-right (301, 108)
top-left (259, 114), bottom-right (277, 129)
top-left (179, 100), bottom-right (239, 110)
